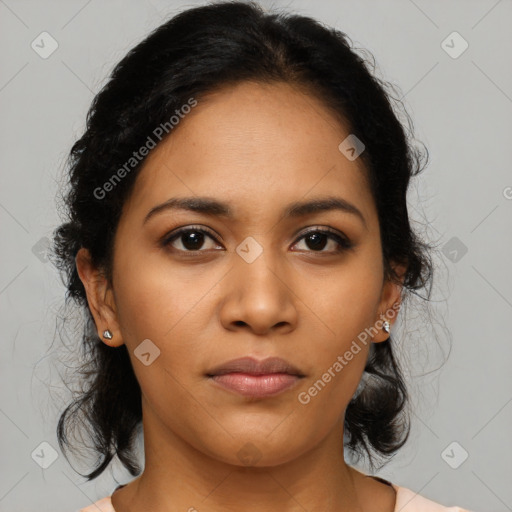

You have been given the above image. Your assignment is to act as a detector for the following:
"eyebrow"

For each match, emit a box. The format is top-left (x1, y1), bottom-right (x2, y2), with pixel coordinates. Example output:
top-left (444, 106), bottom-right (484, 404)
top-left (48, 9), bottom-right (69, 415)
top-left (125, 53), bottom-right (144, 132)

top-left (143, 195), bottom-right (367, 229)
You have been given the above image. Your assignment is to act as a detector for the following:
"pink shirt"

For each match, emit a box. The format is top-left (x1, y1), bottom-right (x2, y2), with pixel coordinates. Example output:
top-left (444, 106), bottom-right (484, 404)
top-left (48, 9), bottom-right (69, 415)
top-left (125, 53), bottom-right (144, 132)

top-left (79, 482), bottom-right (472, 511)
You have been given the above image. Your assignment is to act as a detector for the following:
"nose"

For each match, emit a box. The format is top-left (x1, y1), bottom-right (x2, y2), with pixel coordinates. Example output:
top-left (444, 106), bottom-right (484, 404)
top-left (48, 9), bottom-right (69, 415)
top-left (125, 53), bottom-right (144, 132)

top-left (219, 250), bottom-right (298, 336)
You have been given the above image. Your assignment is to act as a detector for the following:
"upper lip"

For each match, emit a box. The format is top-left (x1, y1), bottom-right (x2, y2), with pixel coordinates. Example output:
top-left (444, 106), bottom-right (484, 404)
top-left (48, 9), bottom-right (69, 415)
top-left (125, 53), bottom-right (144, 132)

top-left (206, 356), bottom-right (304, 377)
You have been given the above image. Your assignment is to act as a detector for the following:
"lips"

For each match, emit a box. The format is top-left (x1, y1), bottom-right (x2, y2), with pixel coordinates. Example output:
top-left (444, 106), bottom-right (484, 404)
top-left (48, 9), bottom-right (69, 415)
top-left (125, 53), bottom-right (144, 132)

top-left (206, 356), bottom-right (305, 398)
top-left (206, 356), bottom-right (304, 377)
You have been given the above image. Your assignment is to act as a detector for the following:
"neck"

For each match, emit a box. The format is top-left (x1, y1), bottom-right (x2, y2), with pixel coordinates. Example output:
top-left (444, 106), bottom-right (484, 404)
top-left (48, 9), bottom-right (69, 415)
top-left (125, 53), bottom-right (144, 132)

top-left (115, 408), bottom-right (367, 512)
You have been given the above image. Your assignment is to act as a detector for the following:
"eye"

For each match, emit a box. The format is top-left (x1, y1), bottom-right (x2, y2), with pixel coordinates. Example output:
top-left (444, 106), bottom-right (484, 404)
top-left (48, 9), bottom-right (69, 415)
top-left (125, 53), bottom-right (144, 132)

top-left (291, 227), bottom-right (353, 254)
top-left (162, 226), bottom-right (222, 252)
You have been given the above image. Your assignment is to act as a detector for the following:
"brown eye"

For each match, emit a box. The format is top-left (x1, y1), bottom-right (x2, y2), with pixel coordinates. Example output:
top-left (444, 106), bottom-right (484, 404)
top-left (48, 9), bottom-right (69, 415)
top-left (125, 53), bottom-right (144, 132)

top-left (162, 227), bottom-right (221, 252)
top-left (292, 228), bottom-right (353, 253)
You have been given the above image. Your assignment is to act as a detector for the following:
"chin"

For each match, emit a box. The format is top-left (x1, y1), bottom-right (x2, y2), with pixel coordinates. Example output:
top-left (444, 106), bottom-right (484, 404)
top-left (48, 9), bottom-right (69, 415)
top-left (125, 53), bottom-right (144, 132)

top-left (204, 435), bottom-right (308, 469)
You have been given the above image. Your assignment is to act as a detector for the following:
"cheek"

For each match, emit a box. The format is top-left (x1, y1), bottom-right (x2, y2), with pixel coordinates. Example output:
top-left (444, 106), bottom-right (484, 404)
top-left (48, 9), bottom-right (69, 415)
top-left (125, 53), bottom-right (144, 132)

top-left (112, 254), bottom-right (226, 386)
top-left (113, 248), bottom-right (207, 340)
top-left (310, 261), bottom-right (383, 340)
top-left (297, 261), bottom-right (381, 403)
top-left (306, 331), bottom-right (370, 403)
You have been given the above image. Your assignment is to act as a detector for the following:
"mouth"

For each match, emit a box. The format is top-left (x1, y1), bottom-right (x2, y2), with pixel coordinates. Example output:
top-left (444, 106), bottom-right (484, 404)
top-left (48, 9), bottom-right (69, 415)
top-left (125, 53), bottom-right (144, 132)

top-left (206, 356), bottom-right (305, 398)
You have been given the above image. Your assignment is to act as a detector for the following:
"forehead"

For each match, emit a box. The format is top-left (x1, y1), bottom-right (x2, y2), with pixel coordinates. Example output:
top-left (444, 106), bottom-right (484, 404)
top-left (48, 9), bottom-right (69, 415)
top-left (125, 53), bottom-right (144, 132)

top-left (123, 81), bottom-right (376, 227)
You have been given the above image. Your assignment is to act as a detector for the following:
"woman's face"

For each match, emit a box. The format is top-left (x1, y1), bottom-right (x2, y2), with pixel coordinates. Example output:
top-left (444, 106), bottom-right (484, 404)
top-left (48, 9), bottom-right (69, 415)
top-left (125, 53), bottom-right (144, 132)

top-left (78, 80), bottom-right (402, 467)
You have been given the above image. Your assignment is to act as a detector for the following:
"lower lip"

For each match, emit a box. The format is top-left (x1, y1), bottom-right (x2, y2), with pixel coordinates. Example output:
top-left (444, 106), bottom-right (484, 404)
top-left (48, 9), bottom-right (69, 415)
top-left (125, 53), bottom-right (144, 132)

top-left (209, 373), bottom-right (301, 398)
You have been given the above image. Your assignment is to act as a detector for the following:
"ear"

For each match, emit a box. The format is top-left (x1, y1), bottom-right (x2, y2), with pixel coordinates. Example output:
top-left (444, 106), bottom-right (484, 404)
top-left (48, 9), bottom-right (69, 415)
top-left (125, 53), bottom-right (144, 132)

top-left (372, 263), bottom-right (406, 343)
top-left (75, 247), bottom-right (124, 347)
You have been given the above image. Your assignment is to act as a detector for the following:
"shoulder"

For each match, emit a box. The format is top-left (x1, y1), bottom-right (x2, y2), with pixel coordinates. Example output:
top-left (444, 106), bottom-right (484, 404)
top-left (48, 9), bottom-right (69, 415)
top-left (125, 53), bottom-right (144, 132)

top-left (79, 496), bottom-right (115, 512)
top-left (393, 484), bottom-right (473, 512)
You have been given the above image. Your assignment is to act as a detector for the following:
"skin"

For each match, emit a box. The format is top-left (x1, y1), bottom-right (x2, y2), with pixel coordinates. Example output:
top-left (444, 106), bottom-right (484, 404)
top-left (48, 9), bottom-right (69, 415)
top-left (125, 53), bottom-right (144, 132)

top-left (76, 80), bottom-right (405, 512)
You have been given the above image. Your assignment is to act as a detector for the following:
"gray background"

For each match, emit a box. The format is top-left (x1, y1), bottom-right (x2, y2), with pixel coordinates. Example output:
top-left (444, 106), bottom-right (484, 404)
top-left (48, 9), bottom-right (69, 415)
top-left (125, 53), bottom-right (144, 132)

top-left (1, 0), bottom-right (511, 511)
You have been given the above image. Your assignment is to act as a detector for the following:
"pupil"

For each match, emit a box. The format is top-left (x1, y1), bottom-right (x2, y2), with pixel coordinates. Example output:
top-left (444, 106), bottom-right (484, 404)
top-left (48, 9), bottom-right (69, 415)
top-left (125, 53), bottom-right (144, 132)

top-left (183, 231), bottom-right (204, 250)
top-left (306, 233), bottom-right (327, 251)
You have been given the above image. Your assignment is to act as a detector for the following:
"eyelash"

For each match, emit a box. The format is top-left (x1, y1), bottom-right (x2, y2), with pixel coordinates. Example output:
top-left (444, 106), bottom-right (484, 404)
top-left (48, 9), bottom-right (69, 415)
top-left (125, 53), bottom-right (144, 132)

top-left (161, 225), bottom-right (353, 254)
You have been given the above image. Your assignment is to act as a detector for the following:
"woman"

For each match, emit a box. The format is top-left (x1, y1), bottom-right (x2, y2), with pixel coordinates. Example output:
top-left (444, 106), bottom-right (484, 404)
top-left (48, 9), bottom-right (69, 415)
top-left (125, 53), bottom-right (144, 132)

top-left (51, 2), bottom-right (472, 510)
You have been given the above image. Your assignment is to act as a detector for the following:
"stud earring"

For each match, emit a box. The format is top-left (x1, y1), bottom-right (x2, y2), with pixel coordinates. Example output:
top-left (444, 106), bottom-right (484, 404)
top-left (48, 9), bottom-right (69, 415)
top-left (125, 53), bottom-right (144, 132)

top-left (103, 329), bottom-right (113, 340)
top-left (379, 312), bottom-right (391, 334)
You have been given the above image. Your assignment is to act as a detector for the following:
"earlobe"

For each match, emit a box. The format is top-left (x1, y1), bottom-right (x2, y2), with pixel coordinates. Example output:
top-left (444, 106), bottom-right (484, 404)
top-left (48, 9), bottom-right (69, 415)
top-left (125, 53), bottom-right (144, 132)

top-left (75, 248), bottom-right (124, 347)
top-left (373, 264), bottom-right (406, 343)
